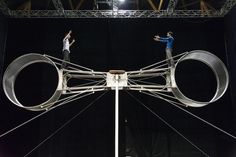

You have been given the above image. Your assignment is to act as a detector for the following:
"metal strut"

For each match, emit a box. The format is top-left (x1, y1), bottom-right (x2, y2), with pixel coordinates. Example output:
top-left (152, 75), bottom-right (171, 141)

top-left (1, 49), bottom-right (232, 157)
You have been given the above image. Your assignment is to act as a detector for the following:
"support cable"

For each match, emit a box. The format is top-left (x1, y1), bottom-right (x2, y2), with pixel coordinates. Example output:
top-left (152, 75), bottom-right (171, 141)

top-left (140, 52), bottom-right (188, 70)
top-left (142, 91), bottom-right (236, 140)
top-left (128, 79), bottom-right (168, 93)
top-left (145, 91), bottom-right (183, 104)
top-left (0, 80), bottom-right (106, 138)
top-left (71, 80), bottom-right (106, 88)
top-left (45, 54), bottom-right (93, 71)
top-left (23, 91), bottom-right (107, 157)
top-left (0, 92), bottom-right (93, 138)
top-left (129, 78), bottom-right (164, 86)
top-left (126, 91), bottom-right (210, 157)
top-left (129, 74), bottom-right (165, 82)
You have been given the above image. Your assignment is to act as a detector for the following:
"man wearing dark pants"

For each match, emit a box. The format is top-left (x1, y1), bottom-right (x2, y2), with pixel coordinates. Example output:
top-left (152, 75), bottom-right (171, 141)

top-left (62, 30), bottom-right (75, 69)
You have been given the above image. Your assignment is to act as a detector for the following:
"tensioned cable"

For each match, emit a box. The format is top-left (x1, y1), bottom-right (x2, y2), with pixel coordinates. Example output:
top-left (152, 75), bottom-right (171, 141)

top-left (45, 54), bottom-right (93, 71)
top-left (0, 92), bottom-right (94, 138)
top-left (127, 68), bottom-right (169, 76)
top-left (53, 61), bottom-right (80, 71)
top-left (141, 91), bottom-right (187, 107)
top-left (66, 73), bottom-right (106, 84)
top-left (65, 73), bottom-right (106, 86)
top-left (128, 77), bottom-right (160, 86)
top-left (128, 79), bottom-right (168, 92)
top-left (126, 91), bottom-right (210, 157)
top-left (72, 80), bottom-right (106, 88)
top-left (23, 91), bottom-right (108, 157)
top-left (140, 57), bottom-right (170, 70)
top-left (129, 75), bottom-right (166, 85)
top-left (0, 80), bottom-right (106, 138)
top-left (150, 91), bottom-right (182, 102)
top-left (54, 90), bottom-right (95, 105)
top-left (143, 91), bottom-right (236, 140)
top-left (223, 33), bottom-right (235, 111)
top-left (127, 70), bottom-right (168, 78)
top-left (140, 52), bottom-right (188, 70)
top-left (129, 78), bottom-right (164, 86)
top-left (42, 81), bottom-right (106, 106)
top-left (48, 80), bottom-right (105, 104)
top-left (129, 73), bottom-right (166, 82)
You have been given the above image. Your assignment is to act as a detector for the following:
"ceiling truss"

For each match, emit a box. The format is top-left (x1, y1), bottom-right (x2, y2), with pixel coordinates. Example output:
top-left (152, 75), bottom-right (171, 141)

top-left (0, 0), bottom-right (235, 18)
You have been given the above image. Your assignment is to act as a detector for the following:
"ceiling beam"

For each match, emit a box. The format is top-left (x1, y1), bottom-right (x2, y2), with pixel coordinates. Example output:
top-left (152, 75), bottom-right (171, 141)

top-left (17, 0), bottom-right (31, 11)
top-left (51, 0), bottom-right (64, 11)
top-left (158, 0), bottom-right (164, 11)
top-left (9, 10), bottom-right (223, 18)
top-left (147, 0), bottom-right (158, 11)
top-left (180, 0), bottom-right (187, 9)
top-left (179, 1), bottom-right (198, 9)
top-left (200, 0), bottom-right (208, 12)
top-left (0, 0), bottom-right (11, 16)
top-left (220, 0), bottom-right (236, 16)
top-left (68, 0), bottom-right (74, 10)
top-left (167, 0), bottom-right (178, 14)
top-left (75, 0), bottom-right (86, 10)
top-left (1, 0), bottom-right (235, 18)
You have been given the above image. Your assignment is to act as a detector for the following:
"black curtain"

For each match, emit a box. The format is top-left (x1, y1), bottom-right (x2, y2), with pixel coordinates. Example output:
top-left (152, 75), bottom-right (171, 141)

top-left (0, 16), bottom-right (7, 93)
top-left (224, 5), bottom-right (236, 157)
top-left (224, 5), bottom-right (236, 131)
top-left (1, 18), bottom-right (234, 157)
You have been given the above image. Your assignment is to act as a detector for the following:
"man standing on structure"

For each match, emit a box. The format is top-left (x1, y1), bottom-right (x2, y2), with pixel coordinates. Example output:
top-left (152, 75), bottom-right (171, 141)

top-left (62, 30), bottom-right (75, 69)
top-left (153, 31), bottom-right (174, 67)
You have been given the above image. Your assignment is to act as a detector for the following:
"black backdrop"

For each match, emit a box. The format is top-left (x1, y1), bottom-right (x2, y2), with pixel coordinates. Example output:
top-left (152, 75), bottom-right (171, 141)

top-left (0, 15), bottom-right (236, 157)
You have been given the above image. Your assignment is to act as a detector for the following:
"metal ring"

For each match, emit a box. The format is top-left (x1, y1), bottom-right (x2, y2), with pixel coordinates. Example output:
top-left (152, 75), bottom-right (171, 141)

top-left (2, 53), bottom-right (62, 111)
top-left (171, 50), bottom-right (229, 107)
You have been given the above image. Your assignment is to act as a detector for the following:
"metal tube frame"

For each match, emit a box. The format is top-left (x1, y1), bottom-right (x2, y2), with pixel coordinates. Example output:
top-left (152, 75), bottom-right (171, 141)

top-left (1, 50), bottom-right (230, 157)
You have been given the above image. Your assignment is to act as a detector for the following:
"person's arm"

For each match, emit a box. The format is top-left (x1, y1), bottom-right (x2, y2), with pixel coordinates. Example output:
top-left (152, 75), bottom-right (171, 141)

top-left (63, 30), bottom-right (72, 41)
top-left (158, 37), bottom-right (169, 42)
top-left (69, 39), bottom-right (75, 47)
top-left (153, 35), bottom-right (169, 42)
top-left (153, 35), bottom-right (160, 41)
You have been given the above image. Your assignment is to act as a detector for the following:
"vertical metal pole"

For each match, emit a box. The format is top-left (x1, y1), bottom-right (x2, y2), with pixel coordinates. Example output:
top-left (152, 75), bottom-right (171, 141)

top-left (115, 74), bottom-right (119, 157)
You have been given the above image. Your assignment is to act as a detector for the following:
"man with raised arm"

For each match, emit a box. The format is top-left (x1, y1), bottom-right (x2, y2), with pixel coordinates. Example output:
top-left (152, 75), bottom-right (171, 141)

top-left (62, 30), bottom-right (75, 69)
top-left (154, 31), bottom-right (174, 67)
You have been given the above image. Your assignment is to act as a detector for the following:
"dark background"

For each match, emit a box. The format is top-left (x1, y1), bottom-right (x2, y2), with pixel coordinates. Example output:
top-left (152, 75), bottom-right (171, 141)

top-left (0, 7), bottom-right (236, 157)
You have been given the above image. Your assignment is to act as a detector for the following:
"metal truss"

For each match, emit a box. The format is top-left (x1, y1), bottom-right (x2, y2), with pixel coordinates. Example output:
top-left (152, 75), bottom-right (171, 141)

top-left (0, 1), bottom-right (11, 16)
top-left (52, 0), bottom-right (64, 11)
top-left (2, 50), bottom-right (229, 111)
top-left (220, 0), bottom-right (236, 16)
top-left (1, 50), bottom-right (234, 157)
top-left (167, 0), bottom-right (178, 14)
top-left (0, 0), bottom-right (235, 18)
top-left (7, 9), bottom-right (223, 18)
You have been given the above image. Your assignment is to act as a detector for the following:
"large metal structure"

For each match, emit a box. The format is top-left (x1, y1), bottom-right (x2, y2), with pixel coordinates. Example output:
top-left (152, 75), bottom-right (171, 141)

top-left (2, 50), bottom-right (229, 111)
top-left (2, 50), bottom-right (231, 157)
top-left (0, 0), bottom-right (236, 18)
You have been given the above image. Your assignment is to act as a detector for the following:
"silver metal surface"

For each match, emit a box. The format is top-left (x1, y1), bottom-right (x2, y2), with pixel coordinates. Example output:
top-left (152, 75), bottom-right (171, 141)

top-left (220, 0), bottom-right (236, 16)
top-left (167, 0), bottom-right (178, 14)
top-left (2, 53), bottom-right (62, 111)
top-left (171, 50), bottom-right (229, 107)
top-left (8, 10), bottom-right (223, 18)
top-left (0, 0), bottom-right (235, 18)
top-left (2, 50), bottom-right (229, 110)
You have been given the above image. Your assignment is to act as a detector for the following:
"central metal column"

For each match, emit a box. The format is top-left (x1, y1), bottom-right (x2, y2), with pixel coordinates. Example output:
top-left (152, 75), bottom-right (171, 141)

top-left (115, 74), bottom-right (119, 157)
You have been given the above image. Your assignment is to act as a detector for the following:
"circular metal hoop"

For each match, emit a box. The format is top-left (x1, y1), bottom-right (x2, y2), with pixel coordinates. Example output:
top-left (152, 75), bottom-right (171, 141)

top-left (2, 53), bottom-right (62, 111)
top-left (171, 50), bottom-right (229, 107)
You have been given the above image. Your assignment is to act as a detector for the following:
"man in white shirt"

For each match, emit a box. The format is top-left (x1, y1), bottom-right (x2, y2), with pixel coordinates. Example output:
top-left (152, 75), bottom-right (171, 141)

top-left (62, 30), bottom-right (75, 69)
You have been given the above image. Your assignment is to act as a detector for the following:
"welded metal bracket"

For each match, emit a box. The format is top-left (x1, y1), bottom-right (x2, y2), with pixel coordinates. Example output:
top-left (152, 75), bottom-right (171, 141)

top-left (2, 50), bottom-right (229, 111)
